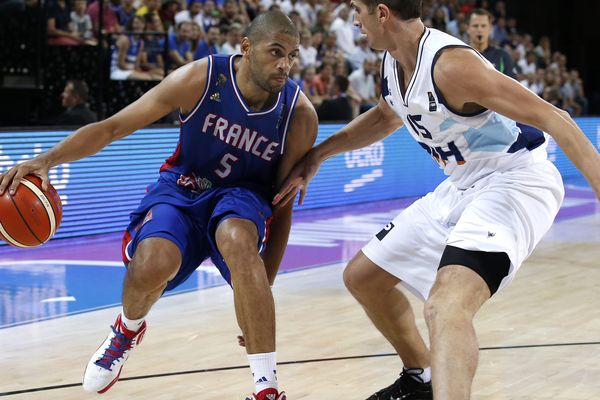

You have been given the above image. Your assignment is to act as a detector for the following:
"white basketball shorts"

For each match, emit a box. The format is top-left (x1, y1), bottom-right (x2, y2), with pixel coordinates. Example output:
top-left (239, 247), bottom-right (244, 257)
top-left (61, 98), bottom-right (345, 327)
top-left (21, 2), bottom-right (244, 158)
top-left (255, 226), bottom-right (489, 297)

top-left (361, 158), bottom-right (564, 300)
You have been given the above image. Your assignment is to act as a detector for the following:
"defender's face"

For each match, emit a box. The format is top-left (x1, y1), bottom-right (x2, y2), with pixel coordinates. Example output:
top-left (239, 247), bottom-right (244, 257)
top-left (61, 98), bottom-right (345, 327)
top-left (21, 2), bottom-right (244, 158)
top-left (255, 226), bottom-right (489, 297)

top-left (350, 0), bottom-right (385, 50)
top-left (468, 14), bottom-right (491, 45)
top-left (247, 33), bottom-right (300, 94)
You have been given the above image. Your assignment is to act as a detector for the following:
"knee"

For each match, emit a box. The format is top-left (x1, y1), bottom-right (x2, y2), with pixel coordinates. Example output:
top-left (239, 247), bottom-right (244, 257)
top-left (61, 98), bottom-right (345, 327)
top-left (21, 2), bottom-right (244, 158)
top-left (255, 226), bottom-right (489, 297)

top-left (423, 297), bottom-right (441, 329)
top-left (424, 292), bottom-right (466, 329)
top-left (216, 219), bottom-right (258, 259)
top-left (343, 260), bottom-right (377, 300)
top-left (343, 263), bottom-right (362, 295)
top-left (128, 239), bottom-right (181, 289)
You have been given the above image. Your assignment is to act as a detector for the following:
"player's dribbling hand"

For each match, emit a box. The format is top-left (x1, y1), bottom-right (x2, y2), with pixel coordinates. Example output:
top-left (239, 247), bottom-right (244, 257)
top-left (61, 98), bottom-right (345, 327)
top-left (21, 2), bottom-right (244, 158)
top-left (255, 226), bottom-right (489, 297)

top-left (272, 150), bottom-right (322, 208)
top-left (0, 158), bottom-right (51, 196)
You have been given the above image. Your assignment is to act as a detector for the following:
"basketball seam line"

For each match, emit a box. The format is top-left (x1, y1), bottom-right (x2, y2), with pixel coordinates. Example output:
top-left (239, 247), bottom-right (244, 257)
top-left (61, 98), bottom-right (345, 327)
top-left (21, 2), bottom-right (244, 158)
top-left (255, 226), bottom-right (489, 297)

top-left (20, 179), bottom-right (56, 238)
top-left (9, 194), bottom-right (43, 245)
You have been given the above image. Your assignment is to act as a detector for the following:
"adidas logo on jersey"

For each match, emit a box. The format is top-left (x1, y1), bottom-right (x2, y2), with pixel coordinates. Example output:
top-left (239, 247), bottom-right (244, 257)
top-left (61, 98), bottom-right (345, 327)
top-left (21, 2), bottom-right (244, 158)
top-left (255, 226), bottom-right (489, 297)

top-left (210, 92), bottom-right (221, 102)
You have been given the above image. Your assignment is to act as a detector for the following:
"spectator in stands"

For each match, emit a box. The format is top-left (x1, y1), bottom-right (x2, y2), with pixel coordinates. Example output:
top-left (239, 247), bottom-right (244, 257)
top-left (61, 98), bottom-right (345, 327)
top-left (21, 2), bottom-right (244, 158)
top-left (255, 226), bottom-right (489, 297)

top-left (168, 21), bottom-right (193, 69)
top-left (136, 0), bottom-right (160, 21)
top-left (189, 21), bottom-right (203, 54)
top-left (115, 0), bottom-right (136, 28)
top-left (317, 75), bottom-right (352, 122)
top-left (534, 36), bottom-right (552, 68)
top-left (311, 8), bottom-right (331, 35)
top-left (518, 50), bottom-right (537, 76)
top-left (491, 16), bottom-right (508, 46)
top-left (318, 31), bottom-right (344, 64)
top-left (310, 30), bottom-right (323, 58)
top-left (174, 0), bottom-right (203, 27)
top-left (520, 72), bottom-right (543, 96)
top-left (193, 24), bottom-right (219, 60)
top-left (142, 13), bottom-right (165, 79)
top-left (220, 23), bottom-right (242, 54)
top-left (56, 80), bottom-right (97, 125)
top-left (446, 11), bottom-right (465, 38)
top-left (158, 0), bottom-right (179, 31)
top-left (299, 29), bottom-right (317, 68)
top-left (467, 8), bottom-right (516, 79)
top-left (199, 0), bottom-right (220, 32)
top-left (431, 7), bottom-right (446, 32)
top-left (288, 10), bottom-right (304, 30)
top-left (281, 0), bottom-right (310, 24)
top-left (110, 15), bottom-right (153, 80)
top-left (347, 35), bottom-right (376, 71)
top-left (219, 0), bottom-right (248, 28)
top-left (348, 58), bottom-right (377, 114)
top-left (570, 69), bottom-right (589, 115)
top-left (87, 0), bottom-right (121, 38)
top-left (494, 0), bottom-right (507, 19)
top-left (313, 62), bottom-right (333, 98)
top-left (240, 0), bottom-right (260, 21)
top-left (329, 4), bottom-right (356, 57)
top-left (299, 66), bottom-right (322, 106)
top-left (47, 0), bottom-right (81, 45)
top-left (560, 71), bottom-right (582, 116)
top-left (70, 0), bottom-right (97, 45)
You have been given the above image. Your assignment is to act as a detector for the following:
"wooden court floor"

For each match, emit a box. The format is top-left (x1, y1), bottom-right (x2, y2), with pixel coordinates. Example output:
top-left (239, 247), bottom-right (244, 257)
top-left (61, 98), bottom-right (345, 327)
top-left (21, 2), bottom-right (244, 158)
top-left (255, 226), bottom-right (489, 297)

top-left (1, 213), bottom-right (599, 399)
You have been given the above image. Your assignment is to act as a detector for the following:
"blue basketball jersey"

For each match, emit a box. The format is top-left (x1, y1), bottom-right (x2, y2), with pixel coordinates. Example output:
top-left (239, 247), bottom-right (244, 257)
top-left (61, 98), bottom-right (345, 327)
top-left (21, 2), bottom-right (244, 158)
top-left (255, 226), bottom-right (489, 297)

top-left (160, 54), bottom-right (301, 199)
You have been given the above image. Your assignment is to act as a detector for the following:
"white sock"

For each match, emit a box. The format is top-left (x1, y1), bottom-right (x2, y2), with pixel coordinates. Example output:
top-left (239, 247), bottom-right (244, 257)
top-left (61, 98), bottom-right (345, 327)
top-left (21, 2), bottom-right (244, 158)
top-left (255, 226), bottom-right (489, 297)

top-left (405, 366), bottom-right (431, 383)
top-left (248, 352), bottom-right (278, 392)
top-left (120, 310), bottom-right (145, 333)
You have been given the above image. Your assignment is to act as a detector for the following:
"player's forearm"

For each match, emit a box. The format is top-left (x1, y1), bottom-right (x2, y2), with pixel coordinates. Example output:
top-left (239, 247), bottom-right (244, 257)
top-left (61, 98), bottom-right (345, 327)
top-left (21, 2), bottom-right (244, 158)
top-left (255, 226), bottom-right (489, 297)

top-left (40, 122), bottom-right (119, 168)
top-left (261, 203), bottom-right (293, 285)
top-left (313, 105), bottom-right (398, 162)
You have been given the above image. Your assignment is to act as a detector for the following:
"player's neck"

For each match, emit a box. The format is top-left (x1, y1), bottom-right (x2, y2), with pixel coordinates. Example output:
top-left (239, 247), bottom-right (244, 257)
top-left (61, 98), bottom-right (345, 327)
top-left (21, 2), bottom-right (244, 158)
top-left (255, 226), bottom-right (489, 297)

top-left (387, 19), bottom-right (425, 77)
top-left (472, 41), bottom-right (489, 53)
top-left (235, 58), bottom-right (277, 111)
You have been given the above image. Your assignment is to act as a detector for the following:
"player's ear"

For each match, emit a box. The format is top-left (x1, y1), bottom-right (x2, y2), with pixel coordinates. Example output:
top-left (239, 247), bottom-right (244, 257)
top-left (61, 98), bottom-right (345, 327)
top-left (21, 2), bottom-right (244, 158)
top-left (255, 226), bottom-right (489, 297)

top-left (377, 4), bottom-right (390, 21)
top-left (240, 37), bottom-right (251, 56)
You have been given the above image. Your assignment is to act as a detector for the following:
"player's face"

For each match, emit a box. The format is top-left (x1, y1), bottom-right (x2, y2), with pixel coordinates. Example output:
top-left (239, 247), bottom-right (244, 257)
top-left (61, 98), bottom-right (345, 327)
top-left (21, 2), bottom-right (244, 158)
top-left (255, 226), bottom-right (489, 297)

top-left (468, 14), bottom-right (491, 46)
top-left (350, 0), bottom-right (385, 50)
top-left (247, 33), bottom-right (300, 94)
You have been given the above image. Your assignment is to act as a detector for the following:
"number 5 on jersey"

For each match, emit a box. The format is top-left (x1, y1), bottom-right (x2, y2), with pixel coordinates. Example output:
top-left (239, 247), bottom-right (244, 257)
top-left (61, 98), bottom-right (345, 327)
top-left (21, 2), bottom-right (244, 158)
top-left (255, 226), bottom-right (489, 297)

top-left (215, 153), bottom-right (239, 178)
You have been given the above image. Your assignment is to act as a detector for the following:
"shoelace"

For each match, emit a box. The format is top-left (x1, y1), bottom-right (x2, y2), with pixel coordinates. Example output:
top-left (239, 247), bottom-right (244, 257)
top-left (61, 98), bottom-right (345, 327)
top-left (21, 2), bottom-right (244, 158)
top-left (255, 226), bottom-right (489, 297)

top-left (94, 325), bottom-right (134, 370)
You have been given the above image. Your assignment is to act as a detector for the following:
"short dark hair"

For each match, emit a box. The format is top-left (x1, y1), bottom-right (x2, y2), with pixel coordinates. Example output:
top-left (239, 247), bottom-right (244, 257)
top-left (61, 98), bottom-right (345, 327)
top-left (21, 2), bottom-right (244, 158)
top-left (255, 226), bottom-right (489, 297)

top-left (334, 75), bottom-right (349, 93)
top-left (468, 8), bottom-right (493, 24)
top-left (68, 80), bottom-right (89, 102)
top-left (361, 0), bottom-right (421, 20)
top-left (245, 10), bottom-right (299, 43)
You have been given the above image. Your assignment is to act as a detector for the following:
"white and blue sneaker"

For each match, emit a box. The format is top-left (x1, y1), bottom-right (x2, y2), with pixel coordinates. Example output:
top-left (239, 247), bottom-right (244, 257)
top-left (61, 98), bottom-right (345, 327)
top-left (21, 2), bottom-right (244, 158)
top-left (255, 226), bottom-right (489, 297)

top-left (83, 314), bottom-right (147, 394)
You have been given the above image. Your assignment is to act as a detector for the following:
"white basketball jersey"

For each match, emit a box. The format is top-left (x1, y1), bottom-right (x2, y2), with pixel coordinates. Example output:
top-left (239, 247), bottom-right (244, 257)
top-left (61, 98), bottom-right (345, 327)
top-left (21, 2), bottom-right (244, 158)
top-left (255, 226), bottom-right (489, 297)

top-left (381, 28), bottom-right (548, 187)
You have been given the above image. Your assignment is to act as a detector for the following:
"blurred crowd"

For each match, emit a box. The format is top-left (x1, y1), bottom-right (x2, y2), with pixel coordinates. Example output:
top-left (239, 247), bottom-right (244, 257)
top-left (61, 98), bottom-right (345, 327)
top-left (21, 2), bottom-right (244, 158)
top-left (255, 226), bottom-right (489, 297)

top-left (42, 0), bottom-right (588, 119)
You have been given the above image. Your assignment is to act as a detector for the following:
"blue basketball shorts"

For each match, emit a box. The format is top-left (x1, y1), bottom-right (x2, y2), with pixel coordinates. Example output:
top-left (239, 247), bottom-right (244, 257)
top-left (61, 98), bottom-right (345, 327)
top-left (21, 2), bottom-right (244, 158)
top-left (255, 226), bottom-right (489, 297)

top-left (121, 175), bottom-right (273, 291)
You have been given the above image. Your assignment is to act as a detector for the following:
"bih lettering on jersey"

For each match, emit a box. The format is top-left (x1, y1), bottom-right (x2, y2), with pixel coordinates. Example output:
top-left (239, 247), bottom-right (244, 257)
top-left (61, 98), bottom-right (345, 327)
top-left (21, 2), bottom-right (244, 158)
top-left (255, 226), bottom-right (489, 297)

top-left (381, 28), bottom-right (547, 183)
top-left (160, 54), bottom-right (301, 198)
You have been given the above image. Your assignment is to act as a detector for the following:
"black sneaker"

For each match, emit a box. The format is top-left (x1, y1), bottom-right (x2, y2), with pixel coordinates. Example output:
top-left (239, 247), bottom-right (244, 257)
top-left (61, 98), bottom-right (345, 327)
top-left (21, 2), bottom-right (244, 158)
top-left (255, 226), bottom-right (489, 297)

top-left (366, 368), bottom-right (433, 400)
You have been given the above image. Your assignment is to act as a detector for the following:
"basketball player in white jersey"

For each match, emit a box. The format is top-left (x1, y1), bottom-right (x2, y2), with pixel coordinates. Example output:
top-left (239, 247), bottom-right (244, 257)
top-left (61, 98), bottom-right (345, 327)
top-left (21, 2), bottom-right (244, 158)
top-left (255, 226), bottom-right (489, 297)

top-left (273, 1), bottom-right (600, 399)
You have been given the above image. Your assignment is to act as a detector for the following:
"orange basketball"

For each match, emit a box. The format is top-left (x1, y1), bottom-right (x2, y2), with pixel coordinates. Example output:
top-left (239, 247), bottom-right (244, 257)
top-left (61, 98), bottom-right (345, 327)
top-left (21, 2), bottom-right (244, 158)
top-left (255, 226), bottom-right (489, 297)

top-left (0, 175), bottom-right (63, 248)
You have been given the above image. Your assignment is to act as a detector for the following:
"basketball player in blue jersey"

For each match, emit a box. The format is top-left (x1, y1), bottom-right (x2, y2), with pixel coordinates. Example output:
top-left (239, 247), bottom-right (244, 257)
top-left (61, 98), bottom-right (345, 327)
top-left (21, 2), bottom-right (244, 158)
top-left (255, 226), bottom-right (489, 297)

top-left (274, 1), bottom-right (600, 399)
top-left (0, 11), bottom-right (317, 400)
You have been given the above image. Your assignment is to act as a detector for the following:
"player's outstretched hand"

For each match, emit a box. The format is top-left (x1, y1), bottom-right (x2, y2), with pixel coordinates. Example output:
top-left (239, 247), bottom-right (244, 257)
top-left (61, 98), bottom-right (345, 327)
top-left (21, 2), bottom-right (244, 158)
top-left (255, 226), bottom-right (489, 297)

top-left (272, 150), bottom-right (322, 208)
top-left (0, 158), bottom-right (51, 196)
